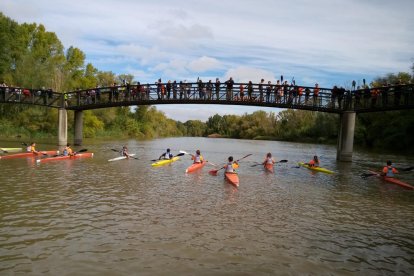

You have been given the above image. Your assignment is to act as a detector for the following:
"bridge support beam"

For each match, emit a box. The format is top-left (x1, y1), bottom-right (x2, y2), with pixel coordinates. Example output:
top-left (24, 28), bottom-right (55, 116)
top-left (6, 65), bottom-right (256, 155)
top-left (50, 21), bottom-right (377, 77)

top-left (337, 111), bottom-right (356, 162)
top-left (58, 108), bottom-right (68, 146)
top-left (74, 110), bottom-right (83, 146)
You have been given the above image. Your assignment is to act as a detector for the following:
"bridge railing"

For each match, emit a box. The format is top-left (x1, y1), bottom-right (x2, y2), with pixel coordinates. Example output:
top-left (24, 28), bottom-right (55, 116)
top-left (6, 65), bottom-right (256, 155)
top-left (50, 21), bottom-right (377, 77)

top-left (64, 83), bottom-right (342, 112)
top-left (0, 86), bottom-right (63, 108)
top-left (2, 83), bottom-right (413, 113)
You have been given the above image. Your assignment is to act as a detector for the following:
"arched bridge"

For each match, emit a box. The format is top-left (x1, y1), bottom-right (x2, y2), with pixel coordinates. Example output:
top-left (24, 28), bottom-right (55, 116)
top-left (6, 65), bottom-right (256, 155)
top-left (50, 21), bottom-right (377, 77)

top-left (1, 83), bottom-right (413, 161)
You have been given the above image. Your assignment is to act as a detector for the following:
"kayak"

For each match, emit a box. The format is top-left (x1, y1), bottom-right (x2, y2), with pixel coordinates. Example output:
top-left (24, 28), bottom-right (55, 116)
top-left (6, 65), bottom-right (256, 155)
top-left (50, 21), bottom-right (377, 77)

top-left (298, 162), bottom-right (334, 174)
top-left (185, 161), bottom-right (206, 173)
top-left (264, 163), bottom-right (274, 173)
top-left (225, 172), bottom-right (239, 187)
top-left (36, 152), bottom-right (94, 164)
top-left (0, 150), bottom-right (59, 160)
top-left (0, 147), bottom-right (22, 152)
top-left (151, 156), bottom-right (180, 167)
top-left (108, 153), bottom-right (136, 162)
top-left (368, 170), bottom-right (414, 190)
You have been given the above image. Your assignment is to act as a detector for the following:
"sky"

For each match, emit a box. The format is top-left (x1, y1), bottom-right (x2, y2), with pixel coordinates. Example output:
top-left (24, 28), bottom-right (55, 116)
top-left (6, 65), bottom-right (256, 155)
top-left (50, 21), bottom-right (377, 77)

top-left (1, 0), bottom-right (413, 121)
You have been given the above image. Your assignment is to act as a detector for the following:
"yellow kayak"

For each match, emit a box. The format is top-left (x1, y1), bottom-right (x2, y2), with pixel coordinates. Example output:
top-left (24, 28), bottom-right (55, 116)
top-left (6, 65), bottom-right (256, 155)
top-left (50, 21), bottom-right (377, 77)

top-left (151, 156), bottom-right (180, 167)
top-left (298, 162), bottom-right (334, 174)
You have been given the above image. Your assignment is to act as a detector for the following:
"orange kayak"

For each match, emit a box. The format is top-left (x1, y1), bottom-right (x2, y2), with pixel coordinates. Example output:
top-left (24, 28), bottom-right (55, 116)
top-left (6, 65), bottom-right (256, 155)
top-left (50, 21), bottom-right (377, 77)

top-left (225, 172), bottom-right (239, 187)
top-left (368, 170), bottom-right (414, 190)
top-left (0, 150), bottom-right (59, 160)
top-left (185, 161), bottom-right (206, 173)
top-left (36, 152), bottom-right (94, 164)
top-left (264, 163), bottom-right (274, 173)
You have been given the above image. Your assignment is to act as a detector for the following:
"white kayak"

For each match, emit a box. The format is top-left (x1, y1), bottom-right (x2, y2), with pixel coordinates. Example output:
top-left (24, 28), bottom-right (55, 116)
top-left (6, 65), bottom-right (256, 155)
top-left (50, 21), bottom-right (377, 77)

top-left (108, 153), bottom-right (136, 162)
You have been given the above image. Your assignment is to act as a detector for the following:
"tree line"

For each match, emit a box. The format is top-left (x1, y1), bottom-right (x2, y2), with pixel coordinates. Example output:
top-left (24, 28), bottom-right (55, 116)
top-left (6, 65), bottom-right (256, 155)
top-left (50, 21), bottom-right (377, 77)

top-left (0, 12), bottom-right (413, 153)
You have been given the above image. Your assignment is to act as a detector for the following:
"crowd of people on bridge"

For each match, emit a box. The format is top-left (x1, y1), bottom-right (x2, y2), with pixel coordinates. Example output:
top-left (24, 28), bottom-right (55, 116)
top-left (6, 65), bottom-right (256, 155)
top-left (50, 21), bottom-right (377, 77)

top-left (1, 77), bottom-right (413, 110)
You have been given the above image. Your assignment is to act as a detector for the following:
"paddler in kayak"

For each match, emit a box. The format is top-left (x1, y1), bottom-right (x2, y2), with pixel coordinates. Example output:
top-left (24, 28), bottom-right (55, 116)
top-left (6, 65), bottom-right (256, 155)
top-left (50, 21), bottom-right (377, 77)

top-left (308, 155), bottom-right (320, 167)
top-left (263, 152), bottom-right (275, 168)
top-left (26, 142), bottom-right (39, 154)
top-left (63, 144), bottom-right (74, 156)
top-left (224, 156), bottom-right (239, 173)
top-left (159, 148), bottom-right (173, 160)
top-left (381, 160), bottom-right (399, 177)
top-left (192, 150), bottom-right (204, 163)
top-left (121, 146), bottom-right (132, 159)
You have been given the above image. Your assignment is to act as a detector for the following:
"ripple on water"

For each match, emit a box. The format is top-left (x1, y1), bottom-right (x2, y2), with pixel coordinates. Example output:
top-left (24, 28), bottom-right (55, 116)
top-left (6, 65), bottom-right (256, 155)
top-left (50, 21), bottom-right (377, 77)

top-left (0, 138), bottom-right (414, 274)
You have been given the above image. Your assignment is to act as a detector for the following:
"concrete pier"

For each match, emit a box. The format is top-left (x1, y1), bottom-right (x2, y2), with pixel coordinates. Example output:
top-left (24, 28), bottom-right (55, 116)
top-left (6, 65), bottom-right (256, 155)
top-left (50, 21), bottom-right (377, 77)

top-left (58, 108), bottom-right (68, 146)
top-left (74, 110), bottom-right (83, 146)
top-left (337, 111), bottom-right (356, 162)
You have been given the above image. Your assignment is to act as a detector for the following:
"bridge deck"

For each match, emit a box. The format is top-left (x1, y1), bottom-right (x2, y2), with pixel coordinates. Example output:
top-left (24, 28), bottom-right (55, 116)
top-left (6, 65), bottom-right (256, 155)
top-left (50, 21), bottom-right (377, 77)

top-left (1, 83), bottom-right (413, 114)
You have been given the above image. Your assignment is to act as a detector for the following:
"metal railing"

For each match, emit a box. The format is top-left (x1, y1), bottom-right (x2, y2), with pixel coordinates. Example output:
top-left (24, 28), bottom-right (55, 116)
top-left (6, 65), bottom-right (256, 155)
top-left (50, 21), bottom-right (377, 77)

top-left (1, 83), bottom-right (413, 114)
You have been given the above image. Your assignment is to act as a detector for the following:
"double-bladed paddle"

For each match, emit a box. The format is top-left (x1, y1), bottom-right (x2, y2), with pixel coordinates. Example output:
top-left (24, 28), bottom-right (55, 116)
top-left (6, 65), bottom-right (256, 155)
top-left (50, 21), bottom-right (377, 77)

top-left (150, 152), bottom-right (184, 162)
top-left (209, 154), bottom-right (252, 176)
top-left (250, 160), bottom-right (288, 167)
top-left (110, 148), bottom-right (139, 159)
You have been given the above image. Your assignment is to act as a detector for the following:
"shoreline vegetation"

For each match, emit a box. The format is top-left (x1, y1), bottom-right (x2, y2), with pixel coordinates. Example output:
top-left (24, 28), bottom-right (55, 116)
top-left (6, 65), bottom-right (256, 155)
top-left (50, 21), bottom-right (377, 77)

top-left (0, 13), bottom-right (414, 154)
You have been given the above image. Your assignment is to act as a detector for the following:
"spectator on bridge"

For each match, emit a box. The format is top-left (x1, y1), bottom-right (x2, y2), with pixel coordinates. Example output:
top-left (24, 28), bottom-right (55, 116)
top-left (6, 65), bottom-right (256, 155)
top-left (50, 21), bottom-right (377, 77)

top-left (215, 78), bottom-right (221, 100)
top-left (363, 84), bottom-right (371, 107)
top-left (352, 80), bottom-right (356, 91)
top-left (225, 77), bottom-right (234, 100)
top-left (266, 81), bottom-right (272, 103)
top-left (331, 86), bottom-right (338, 108)
top-left (156, 79), bottom-right (162, 99)
top-left (207, 80), bottom-right (213, 100)
top-left (197, 78), bottom-right (204, 99)
top-left (275, 80), bottom-right (282, 103)
top-left (179, 81), bottom-right (185, 99)
top-left (258, 79), bottom-right (264, 102)
top-left (283, 81), bottom-right (289, 103)
top-left (247, 81), bottom-right (253, 101)
top-left (166, 80), bottom-right (172, 99)
top-left (239, 83), bottom-right (245, 101)
top-left (173, 80), bottom-right (178, 99)
top-left (338, 87), bottom-right (345, 109)
top-left (370, 86), bottom-right (379, 107)
top-left (297, 86), bottom-right (303, 105)
top-left (354, 86), bottom-right (361, 107)
top-left (313, 83), bottom-right (319, 106)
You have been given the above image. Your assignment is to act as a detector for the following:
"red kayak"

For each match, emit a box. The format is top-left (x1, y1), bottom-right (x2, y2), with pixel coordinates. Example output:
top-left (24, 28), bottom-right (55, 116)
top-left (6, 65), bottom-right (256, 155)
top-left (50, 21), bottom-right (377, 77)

top-left (185, 161), bottom-right (206, 173)
top-left (264, 163), bottom-right (274, 173)
top-left (225, 172), bottom-right (239, 187)
top-left (36, 152), bottom-right (94, 164)
top-left (0, 150), bottom-right (59, 160)
top-left (368, 170), bottom-right (414, 190)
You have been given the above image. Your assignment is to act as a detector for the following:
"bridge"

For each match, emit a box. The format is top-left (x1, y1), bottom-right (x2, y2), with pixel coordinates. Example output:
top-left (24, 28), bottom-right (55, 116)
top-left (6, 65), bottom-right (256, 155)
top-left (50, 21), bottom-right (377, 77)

top-left (1, 83), bottom-right (413, 162)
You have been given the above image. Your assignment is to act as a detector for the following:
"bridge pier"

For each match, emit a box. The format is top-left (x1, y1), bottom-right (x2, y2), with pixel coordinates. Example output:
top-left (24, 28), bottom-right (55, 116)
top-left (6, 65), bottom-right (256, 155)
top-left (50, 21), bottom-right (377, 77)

top-left (337, 111), bottom-right (356, 162)
top-left (74, 110), bottom-right (83, 146)
top-left (58, 108), bottom-right (68, 146)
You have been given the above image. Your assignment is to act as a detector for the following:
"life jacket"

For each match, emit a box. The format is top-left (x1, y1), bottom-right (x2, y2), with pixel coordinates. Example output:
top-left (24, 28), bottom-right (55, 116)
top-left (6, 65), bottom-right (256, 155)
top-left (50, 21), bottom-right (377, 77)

top-left (164, 152), bottom-right (173, 159)
top-left (193, 154), bottom-right (203, 163)
top-left (265, 157), bottom-right (274, 164)
top-left (309, 159), bottom-right (319, 167)
top-left (383, 166), bottom-right (397, 177)
top-left (63, 148), bottom-right (68, 156)
top-left (298, 87), bottom-right (303, 96)
top-left (226, 162), bottom-right (234, 172)
top-left (26, 146), bottom-right (32, 152)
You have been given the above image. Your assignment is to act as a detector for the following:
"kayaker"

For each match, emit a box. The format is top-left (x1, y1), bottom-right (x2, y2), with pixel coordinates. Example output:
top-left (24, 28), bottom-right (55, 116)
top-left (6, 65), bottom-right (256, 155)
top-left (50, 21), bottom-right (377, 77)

top-left (263, 152), bottom-right (275, 167)
top-left (26, 142), bottom-right (39, 154)
top-left (308, 155), bottom-right (320, 167)
top-left (192, 150), bottom-right (204, 163)
top-left (121, 146), bottom-right (131, 159)
top-left (63, 144), bottom-right (74, 156)
top-left (381, 160), bottom-right (399, 177)
top-left (159, 148), bottom-right (173, 160)
top-left (224, 156), bottom-right (239, 173)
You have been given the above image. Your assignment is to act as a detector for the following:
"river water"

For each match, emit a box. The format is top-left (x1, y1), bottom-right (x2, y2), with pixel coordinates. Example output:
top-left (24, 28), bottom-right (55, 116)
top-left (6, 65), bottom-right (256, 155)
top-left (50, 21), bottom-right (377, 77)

top-left (1, 137), bottom-right (413, 275)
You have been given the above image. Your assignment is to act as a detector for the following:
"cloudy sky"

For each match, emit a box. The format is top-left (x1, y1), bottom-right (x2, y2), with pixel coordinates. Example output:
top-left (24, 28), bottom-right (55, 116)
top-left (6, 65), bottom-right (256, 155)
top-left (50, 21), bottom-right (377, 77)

top-left (1, 0), bottom-right (413, 121)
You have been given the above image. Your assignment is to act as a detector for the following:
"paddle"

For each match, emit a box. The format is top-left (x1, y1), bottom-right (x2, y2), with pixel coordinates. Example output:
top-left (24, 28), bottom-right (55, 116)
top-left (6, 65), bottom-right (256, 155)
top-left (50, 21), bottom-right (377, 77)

top-left (209, 154), bottom-right (252, 176)
top-left (51, 148), bottom-right (88, 157)
top-left (399, 166), bottom-right (413, 172)
top-left (110, 148), bottom-right (139, 159)
top-left (179, 150), bottom-right (216, 166)
top-left (150, 152), bottom-right (184, 162)
top-left (251, 160), bottom-right (288, 167)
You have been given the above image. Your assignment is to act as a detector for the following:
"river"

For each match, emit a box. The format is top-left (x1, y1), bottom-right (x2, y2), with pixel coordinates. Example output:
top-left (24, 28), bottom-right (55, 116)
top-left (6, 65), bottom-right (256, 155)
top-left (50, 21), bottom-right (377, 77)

top-left (1, 137), bottom-right (413, 275)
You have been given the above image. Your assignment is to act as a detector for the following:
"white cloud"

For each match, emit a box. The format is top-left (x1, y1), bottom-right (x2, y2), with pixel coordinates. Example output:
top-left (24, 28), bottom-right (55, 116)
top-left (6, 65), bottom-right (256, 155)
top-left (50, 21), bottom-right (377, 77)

top-left (188, 56), bottom-right (221, 73)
